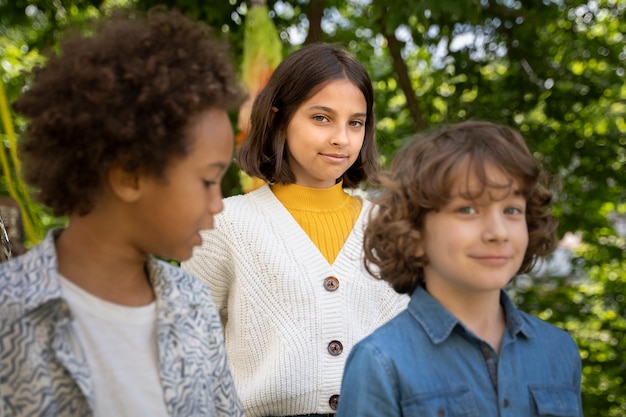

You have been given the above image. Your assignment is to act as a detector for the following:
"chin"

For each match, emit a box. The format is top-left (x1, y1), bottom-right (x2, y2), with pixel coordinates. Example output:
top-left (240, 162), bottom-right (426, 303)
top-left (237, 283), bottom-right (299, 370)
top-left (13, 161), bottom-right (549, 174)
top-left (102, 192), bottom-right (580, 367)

top-left (152, 248), bottom-right (189, 264)
top-left (172, 251), bottom-right (192, 263)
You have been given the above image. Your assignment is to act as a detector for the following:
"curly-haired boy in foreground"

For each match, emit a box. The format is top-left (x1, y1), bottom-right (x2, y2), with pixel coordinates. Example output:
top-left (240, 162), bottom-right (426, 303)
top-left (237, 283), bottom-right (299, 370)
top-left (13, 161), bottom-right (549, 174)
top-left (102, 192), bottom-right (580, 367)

top-left (337, 121), bottom-right (583, 416)
top-left (0, 8), bottom-right (245, 416)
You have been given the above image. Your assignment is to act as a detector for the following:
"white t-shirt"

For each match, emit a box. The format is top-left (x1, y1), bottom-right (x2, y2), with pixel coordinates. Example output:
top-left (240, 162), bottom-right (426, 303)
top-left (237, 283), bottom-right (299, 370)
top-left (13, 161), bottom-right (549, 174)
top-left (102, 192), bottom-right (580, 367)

top-left (59, 276), bottom-right (169, 417)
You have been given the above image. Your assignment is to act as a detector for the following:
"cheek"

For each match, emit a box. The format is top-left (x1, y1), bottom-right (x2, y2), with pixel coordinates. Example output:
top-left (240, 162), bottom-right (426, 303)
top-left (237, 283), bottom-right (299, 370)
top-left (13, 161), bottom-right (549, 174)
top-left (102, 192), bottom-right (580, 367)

top-left (520, 231), bottom-right (530, 250)
top-left (516, 223), bottom-right (530, 244)
top-left (348, 141), bottom-right (364, 164)
top-left (175, 184), bottom-right (207, 215)
top-left (352, 132), bottom-right (366, 148)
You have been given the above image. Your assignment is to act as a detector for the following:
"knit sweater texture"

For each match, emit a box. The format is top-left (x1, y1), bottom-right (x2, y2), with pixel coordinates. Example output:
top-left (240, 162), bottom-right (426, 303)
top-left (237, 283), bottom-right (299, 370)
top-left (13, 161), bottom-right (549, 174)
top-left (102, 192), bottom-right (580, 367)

top-left (182, 184), bottom-right (409, 417)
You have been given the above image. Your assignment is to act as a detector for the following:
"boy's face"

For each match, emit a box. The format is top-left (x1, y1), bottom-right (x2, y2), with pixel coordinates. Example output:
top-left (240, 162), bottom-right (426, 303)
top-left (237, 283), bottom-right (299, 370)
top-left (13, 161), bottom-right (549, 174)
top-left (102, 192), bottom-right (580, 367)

top-left (417, 164), bottom-right (529, 298)
top-left (131, 107), bottom-right (234, 261)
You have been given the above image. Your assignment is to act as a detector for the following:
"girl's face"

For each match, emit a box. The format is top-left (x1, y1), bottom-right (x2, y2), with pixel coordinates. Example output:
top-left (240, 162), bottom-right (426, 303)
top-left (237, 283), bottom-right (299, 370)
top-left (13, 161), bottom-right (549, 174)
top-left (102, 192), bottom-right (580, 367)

top-left (285, 79), bottom-right (366, 188)
top-left (417, 163), bottom-right (529, 301)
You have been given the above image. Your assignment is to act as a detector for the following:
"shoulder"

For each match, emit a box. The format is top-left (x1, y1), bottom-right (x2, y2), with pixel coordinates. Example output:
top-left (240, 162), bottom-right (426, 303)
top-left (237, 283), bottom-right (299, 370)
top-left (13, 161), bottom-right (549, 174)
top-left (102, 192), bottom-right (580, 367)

top-left (361, 196), bottom-right (374, 212)
top-left (0, 249), bottom-right (32, 285)
top-left (342, 309), bottom-right (423, 389)
top-left (518, 310), bottom-right (579, 354)
top-left (0, 253), bottom-right (32, 311)
top-left (354, 309), bottom-right (418, 354)
top-left (216, 186), bottom-right (276, 224)
top-left (501, 290), bottom-right (579, 355)
top-left (0, 239), bottom-right (51, 280)
top-left (222, 185), bottom-right (270, 210)
top-left (153, 259), bottom-right (213, 302)
top-left (0, 242), bottom-right (59, 321)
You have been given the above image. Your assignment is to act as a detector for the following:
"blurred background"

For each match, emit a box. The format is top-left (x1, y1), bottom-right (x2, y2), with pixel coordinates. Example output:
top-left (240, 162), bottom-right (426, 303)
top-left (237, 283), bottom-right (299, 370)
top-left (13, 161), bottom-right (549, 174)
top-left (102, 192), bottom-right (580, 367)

top-left (1, 1), bottom-right (624, 414)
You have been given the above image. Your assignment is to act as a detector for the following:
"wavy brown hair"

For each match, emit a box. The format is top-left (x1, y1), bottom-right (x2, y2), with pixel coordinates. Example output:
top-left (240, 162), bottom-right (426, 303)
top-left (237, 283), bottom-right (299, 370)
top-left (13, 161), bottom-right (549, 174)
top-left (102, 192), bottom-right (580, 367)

top-left (364, 120), bottom-right (559, 295)
top-left (13, 8), bottom-right (244, 217)
top-left (237, 42), bottom-right (378, 188)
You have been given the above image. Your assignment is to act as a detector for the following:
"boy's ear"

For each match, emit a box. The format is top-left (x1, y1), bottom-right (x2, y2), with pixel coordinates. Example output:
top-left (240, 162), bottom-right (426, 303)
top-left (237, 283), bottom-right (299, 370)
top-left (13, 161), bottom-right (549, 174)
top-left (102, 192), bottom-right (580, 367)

top-left (108, 165), bottom-right (142, 203)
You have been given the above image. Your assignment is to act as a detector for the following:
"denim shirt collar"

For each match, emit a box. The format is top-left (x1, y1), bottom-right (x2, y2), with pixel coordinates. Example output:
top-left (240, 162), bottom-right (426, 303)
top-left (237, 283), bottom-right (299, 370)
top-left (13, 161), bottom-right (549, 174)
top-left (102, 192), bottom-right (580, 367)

top-left (407, 285), bottom-right (535, 345)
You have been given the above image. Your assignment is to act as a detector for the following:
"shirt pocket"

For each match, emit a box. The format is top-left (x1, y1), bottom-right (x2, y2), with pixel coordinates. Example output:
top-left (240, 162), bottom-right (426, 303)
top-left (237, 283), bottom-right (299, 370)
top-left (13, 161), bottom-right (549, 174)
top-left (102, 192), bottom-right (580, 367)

top-left (401, 385), bottom-right (479, 417)
top-left (529, 384), bottom-right (581, 416)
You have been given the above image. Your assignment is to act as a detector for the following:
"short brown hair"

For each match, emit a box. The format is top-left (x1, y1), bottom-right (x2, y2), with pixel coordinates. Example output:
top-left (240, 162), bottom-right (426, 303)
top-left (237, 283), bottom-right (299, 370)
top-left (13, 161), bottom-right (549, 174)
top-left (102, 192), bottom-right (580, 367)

top-left (364, 120), bottom-right (558, 294)
top-left (13, 8), bottom-right (244, 217)
top-left (237, 42), bottom-right (378, 188)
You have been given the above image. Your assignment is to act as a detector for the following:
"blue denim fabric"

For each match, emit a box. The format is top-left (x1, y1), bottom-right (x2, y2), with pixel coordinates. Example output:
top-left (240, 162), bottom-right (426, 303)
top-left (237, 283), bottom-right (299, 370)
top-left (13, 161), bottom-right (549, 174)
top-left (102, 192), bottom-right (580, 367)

top-left (337, 286), bottom-right (583, 417)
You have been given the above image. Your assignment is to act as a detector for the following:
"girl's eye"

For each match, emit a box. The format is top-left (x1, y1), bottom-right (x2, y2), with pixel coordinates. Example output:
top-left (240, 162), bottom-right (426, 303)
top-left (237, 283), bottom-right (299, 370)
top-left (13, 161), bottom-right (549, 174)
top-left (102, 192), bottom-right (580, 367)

top-left (313, 115), bottom-right (329, 122)
top-left (350, 120), bottom-right (364, 128)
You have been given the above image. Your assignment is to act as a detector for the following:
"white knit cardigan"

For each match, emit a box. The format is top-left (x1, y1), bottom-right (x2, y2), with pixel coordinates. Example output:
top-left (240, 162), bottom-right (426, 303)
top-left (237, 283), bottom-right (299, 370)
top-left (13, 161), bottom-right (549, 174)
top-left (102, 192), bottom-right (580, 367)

top-left (182, 185), bottom-right (409, 417)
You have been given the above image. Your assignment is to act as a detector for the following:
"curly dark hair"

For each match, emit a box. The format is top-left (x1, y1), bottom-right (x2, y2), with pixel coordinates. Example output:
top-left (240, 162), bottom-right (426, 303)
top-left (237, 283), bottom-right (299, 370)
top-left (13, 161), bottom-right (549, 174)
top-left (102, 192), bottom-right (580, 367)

top-left (364, 120), bottom-right (559, 295)
top-left (237, 42), bottom-right (378, 188)
top-left (13, 8), bottom-right (245, 217)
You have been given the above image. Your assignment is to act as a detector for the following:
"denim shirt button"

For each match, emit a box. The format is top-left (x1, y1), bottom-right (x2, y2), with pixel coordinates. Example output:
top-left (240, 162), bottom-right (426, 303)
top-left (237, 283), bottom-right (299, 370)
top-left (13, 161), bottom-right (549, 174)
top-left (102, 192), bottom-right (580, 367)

top-left (503, 398), bottom-right (510, 408)
top-left (437, 409), bottom-right (445, 417)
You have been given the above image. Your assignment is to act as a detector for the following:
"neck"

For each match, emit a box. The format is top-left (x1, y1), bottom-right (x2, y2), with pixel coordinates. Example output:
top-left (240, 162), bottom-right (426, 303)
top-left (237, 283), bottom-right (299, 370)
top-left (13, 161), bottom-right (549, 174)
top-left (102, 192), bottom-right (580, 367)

top-left (55, 216), bottom-right (155, 307)
top-left (271, 181), bottom-right (349, 210)
top-left (425, 284), bottom-right (506, 354)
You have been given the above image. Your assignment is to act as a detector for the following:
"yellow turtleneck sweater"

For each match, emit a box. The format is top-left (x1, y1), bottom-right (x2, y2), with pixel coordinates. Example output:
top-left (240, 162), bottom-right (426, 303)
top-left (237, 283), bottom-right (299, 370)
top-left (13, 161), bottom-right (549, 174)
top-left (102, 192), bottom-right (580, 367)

top-left (271, 182), bottom-right (362, 264)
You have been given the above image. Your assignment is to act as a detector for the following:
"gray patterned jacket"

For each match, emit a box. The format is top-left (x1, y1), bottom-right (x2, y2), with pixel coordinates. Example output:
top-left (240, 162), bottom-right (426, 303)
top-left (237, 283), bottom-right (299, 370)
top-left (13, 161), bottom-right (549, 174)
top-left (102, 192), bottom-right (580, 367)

top-left (0, 230), bottom-right (244, 417)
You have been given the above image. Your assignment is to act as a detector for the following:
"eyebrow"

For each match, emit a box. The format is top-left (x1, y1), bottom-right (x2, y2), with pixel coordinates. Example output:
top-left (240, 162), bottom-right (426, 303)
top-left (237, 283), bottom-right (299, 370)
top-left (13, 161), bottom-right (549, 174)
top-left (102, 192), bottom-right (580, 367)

top-left (307, 105), bottom-right (366, 119)
top-left (512, 189), bottom-right (525, 197)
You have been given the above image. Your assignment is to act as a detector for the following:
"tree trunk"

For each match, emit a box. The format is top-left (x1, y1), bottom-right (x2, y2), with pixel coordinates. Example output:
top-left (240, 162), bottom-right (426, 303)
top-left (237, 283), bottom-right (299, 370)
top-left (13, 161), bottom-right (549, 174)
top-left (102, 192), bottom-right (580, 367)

top-left (304, 0), bottom-right (324, 44)
top-left (377, 16), bottom-right (426, 131)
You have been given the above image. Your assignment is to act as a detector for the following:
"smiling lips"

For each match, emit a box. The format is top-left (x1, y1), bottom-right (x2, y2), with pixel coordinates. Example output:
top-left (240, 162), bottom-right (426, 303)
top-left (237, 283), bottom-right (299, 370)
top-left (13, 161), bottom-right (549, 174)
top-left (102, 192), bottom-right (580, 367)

top-left (471, 255), bottom-right (512, 266)
top-left (320, 153), bottom-right (348, 163)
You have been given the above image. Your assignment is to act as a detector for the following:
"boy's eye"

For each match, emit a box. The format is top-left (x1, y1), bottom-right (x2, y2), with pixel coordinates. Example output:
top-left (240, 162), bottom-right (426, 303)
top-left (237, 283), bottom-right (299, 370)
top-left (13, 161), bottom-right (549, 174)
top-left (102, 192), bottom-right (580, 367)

top-left (458, 206), bottom-right (476, 214)
top-left (203, 180), bottom-right (216, 188)
top-left (504, 206), bottom-right (524, 215)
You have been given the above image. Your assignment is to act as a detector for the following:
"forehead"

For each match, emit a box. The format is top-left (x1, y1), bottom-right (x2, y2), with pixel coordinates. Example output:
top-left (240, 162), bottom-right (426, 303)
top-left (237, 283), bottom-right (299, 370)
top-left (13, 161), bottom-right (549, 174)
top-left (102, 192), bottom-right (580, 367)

top-left (450, 161), bottom-right (521, 198)
top-left (176, 108), bottom-right (234, 166)
top-left (301, 79), bottom-right (365, 108)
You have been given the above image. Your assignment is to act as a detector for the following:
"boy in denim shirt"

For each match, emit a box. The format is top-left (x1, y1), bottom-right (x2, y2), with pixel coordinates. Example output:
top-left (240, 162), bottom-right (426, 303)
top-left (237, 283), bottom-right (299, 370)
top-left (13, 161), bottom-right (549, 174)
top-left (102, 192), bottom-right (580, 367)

top-left (337, 121), bottom-right (582, 416)
top-left (0, 9), bottom-right (245, 416)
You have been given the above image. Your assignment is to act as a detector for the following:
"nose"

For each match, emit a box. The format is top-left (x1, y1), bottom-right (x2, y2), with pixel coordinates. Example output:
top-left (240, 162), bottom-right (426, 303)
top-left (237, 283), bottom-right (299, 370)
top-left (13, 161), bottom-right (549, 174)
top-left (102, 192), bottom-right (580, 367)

top-left (202, 187), bottom-right (225, 229)
top-left (209, 186), bottom-right (225, 215)
top-left (482, 211), bottom-right (509, 243)
top-left (331, 126), bottom-right (349, 147)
